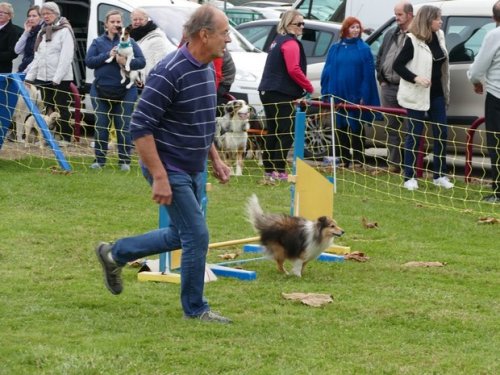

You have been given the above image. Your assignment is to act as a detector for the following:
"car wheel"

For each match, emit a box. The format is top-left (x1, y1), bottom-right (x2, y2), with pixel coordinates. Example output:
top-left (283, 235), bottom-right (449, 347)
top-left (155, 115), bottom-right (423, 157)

top-left (303, 111), bottom-right (333, 160)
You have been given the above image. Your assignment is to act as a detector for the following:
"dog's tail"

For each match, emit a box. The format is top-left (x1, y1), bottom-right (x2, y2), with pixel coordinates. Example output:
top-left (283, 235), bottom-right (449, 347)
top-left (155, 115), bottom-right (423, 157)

top-left (246, 194), bottom-right (268, 232)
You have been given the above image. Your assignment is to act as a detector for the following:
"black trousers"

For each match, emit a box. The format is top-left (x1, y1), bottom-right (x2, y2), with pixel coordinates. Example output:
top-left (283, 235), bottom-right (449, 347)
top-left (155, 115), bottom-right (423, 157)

top-left (37, 80), bottom-right (73, 142)
top-left (259, 90), bottom-right (296, 173)
top-left (485, 92), bottom-right (500, 196)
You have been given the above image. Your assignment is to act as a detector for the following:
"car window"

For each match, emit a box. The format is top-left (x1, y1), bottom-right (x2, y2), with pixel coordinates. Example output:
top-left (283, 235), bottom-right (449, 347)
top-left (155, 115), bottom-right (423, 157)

top-left (301, 28), bottom-right (335, 59)
top-left (368, 23), bottom-right (397, 61)
top-left (97, 4), bottom-right (131, 36)
top-left (445, 16), bottom-right (495, 63)
top-left (226, 9), bottom-right (264, 25)
top-left (314, 29), bottom-right (337, 57)
top-left (294, 0), bottom-right (344, 22)
top-left (237, 24), bottom-right (275, 51)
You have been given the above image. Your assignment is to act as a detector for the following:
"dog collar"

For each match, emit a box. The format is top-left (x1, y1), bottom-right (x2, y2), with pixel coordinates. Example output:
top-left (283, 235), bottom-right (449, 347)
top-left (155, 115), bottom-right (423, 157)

top-left (118, 41), bottom-right (132, 48)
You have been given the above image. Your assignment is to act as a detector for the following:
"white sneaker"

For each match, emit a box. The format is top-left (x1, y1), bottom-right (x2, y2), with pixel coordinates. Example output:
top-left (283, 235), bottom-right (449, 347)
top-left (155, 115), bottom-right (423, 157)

top-left (120, 164), bottom-right (131, 172)
top-left (403, 178), bottom-right (418, 191)
top-left (90, 162), bottom-right (103, 169)
top-left (433, 176), bottom-right (454, 189)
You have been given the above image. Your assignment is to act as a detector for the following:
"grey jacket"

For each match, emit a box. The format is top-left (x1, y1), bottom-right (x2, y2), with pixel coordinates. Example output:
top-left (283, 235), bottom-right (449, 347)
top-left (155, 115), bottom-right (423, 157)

top-left (376, 26), bottom-right (406, 85)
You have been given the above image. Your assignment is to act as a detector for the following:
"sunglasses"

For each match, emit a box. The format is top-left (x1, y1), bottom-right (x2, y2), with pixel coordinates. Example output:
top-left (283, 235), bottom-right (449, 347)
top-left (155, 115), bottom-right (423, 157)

top-left (290, 22), bottom-right (305, 27)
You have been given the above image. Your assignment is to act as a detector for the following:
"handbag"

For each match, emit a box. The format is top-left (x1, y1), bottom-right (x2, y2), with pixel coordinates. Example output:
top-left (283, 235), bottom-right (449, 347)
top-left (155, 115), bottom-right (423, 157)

top-left (96, 84), bottom-right (127, 101)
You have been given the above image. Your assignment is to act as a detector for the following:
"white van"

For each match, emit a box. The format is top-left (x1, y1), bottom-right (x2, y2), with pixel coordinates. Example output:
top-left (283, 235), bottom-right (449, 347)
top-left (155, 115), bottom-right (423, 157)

top-left (12, 0), bottom-right (266, 115)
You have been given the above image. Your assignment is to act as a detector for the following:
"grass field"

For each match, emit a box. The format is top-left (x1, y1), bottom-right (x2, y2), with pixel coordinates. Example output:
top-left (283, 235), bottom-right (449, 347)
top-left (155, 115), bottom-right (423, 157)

top-left (0, 158), bottom-right (499, 374)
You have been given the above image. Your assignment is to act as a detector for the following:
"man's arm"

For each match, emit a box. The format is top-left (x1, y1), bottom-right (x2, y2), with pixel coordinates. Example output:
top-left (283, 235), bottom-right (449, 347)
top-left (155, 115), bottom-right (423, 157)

top-left (208, 144), bottom-right (231, 184)
top-left (134, 135), bottom-right (172, 205)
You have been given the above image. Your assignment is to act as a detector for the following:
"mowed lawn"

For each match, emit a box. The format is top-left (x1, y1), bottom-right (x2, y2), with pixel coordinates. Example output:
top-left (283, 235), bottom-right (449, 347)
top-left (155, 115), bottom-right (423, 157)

top-left (0, 158), bottom-right (498, 375)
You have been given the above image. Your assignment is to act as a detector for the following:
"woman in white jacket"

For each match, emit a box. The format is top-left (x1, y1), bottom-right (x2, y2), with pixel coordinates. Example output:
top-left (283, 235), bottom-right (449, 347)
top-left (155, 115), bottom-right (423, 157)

top-left (129, 8), bottom-right (172, 84)
top-left (25, 2), bottom-right (75, 144)
top-left (393, 5), bottom-right (453, 191)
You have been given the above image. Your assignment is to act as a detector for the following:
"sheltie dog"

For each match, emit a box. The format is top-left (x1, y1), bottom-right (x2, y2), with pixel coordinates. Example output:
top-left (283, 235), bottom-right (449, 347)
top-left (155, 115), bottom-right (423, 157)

top-left (215, 99), bottom-right (251, 176)
top-left (105, 26), bottom-right (142, 88)
top-left (246, 194), bottom-right (344, 277)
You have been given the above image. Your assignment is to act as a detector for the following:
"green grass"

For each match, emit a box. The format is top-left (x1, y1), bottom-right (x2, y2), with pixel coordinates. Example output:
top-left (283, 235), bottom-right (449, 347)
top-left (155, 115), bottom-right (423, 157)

top-left (0, 158), bottom-right (499, 374)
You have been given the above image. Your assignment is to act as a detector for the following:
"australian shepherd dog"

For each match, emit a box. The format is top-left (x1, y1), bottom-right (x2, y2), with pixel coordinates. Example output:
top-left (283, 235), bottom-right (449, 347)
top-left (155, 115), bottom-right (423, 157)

top-left (215, 99), bottom-right (251, 176)
top-left (246, 194), bottom-right (344, 277)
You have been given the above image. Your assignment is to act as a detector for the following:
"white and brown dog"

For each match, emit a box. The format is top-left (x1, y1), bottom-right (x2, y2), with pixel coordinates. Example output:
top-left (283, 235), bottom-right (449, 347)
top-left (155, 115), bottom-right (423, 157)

top-left (105, 26), bottom-right (142, 89)
top-left (247, 194), bottom-right (344, 277)
top-left (23, 111), bottom-right (61, 148)
top-left (215, 99), bottom-right (251, 176)
top-left (13, 83), bottom-right (44, 143)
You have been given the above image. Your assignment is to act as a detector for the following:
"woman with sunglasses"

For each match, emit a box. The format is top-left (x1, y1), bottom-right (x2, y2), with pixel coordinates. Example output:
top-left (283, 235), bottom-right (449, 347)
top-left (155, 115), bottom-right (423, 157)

top-left (258, 9), bottom-right (313, 182)
top-left (394, 5), bottom-right (453, 191)
top-left (321, 16), bottom-right (380, 170)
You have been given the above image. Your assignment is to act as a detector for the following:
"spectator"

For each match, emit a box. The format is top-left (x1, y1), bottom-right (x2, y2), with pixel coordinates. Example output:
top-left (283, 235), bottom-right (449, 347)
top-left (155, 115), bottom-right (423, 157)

top-left (129, 7), bottom-right (171, 83)
top-left (467, 0), bottom-right (500, 203)
top-left (94, 5), bottom-right (232, 323)
top-left (394, 5), bottom-right (454, 191)
top-left (216, 48), bottom-right (236, 106)
top-left (25, 2), bottom-right (75, 145)
top-left (0, 2), bottom-right (21, 73)
top-left (321, 16), bottom-right (380, 168)
top-left (85, 9), bottom-right (145, 171)
top-left (376, 1), bottom-right (413, 173)
top-left (258, 9), bottom-right (313, 182)
top-left (15, 5), bottom-right (43, 73)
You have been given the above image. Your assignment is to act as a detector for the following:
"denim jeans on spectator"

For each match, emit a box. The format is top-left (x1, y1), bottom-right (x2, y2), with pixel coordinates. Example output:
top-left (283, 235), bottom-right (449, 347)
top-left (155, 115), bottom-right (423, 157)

top-left (90, 84), bottom-right (136, 165)
top-left (111, 168), bottom-right (210, 317)
top-left (403, 95), bottom-right (448, 180)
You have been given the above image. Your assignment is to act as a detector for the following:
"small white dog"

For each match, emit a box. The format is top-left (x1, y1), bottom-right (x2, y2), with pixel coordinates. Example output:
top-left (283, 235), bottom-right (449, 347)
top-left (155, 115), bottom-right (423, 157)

top-left (23, 111), bottom-right (61, 148)
top-left (13, 83), bottom-right (44, 143)
top-left (105, 26), bottom-right (141, 89)
top-left (215, 99), bottom-right (251, 176)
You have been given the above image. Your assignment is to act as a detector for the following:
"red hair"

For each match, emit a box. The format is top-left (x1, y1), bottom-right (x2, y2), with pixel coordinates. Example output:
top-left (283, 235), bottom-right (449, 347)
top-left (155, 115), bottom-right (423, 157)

top-left (340, 16), bottom-right (363, 38)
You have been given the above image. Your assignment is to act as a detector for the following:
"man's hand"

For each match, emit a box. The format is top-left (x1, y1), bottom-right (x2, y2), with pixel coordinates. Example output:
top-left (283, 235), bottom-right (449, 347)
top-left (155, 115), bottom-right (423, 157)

top-left (472, 82), bottom-right (484, 94)
top-left (151, 175), bottom-right (172, 205)
top-left (209, 144), bottom-right (231, 184)
top-left (212, 160), bottom-right (231, 184)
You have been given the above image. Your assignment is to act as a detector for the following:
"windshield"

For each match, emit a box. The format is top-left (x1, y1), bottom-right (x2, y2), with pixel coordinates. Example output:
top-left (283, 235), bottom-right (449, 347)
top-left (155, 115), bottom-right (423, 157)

top-left (146, 5), bottom-right (258, 53)
top-left (293, 0), bottom-right (345, 22)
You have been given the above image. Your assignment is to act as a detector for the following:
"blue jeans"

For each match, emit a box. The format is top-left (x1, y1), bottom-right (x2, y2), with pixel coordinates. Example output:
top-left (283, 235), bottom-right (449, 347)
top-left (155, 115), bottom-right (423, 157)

top-left (90, 85), bottom-right (136, 165)
top-left (404, 96), bottom-right (448, 180)
top-left (111, 169), bottom-right (210, 317)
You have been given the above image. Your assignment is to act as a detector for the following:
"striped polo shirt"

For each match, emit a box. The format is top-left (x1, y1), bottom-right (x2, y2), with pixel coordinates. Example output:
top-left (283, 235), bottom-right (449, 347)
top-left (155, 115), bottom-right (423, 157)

top-left (130, 44), bottom-right (217, 173)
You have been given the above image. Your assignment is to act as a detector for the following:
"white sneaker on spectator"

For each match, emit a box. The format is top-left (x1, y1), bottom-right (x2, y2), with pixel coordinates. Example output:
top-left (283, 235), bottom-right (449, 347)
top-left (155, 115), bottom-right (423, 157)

top-left (433, 176), bottom-right (454, 189)
top-left (90, 162), bottom-right (103, 169)
top-left (403, 178), bottom-right (418, 191)
top-left (120, 164), bottom-right (131, 172)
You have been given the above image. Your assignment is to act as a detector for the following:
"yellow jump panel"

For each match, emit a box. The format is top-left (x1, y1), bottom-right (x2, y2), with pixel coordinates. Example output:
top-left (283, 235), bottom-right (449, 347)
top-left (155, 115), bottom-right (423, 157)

top-left (137, 272), bottom-right (181, 284)
top-left (294, 158), bottom-right (334, 219)
top-left (294, 159), bottom-right (350, 255)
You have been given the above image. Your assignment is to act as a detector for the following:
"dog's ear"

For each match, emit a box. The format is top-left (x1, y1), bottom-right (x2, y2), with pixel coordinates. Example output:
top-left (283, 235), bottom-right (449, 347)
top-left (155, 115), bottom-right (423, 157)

top-left (125, 25), bottom-right (132, 34)
top-left (224, 100), bottom-right (236, 115)
top-left (116, 26), bottom-right (123, 34)
top-left (317, 216), bottom-right (331, 229)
